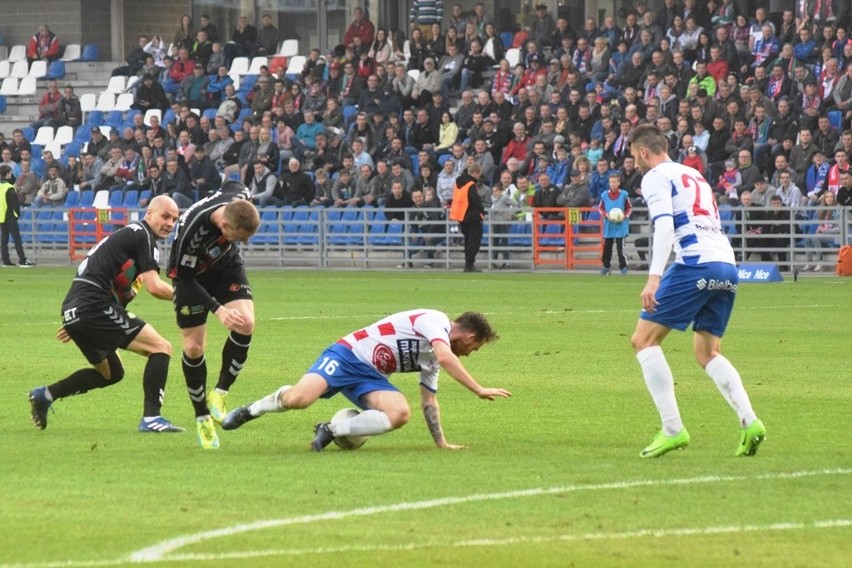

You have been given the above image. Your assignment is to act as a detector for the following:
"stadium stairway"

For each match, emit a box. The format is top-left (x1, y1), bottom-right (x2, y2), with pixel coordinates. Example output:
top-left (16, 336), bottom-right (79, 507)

top-left (0, 61), bottom-right (121, 133)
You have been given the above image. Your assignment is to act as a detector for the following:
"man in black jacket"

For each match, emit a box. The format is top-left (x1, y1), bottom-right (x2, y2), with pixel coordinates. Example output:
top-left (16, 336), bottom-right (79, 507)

top-left (449, 164), bottom-right (484, 272)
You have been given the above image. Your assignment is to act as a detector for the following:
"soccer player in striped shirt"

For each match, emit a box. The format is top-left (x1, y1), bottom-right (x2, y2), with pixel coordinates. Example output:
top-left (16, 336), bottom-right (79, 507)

top-left (627, 124), bottom-right (766, 458)
top-left (222, 310), bottom-right (511, 451)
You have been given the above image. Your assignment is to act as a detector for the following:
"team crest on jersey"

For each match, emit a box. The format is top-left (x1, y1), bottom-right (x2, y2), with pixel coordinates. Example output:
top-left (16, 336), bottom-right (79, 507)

top-left (396, 339), bottom-right (421, 372)
top-left (372, 344), bottom-right (396, 374)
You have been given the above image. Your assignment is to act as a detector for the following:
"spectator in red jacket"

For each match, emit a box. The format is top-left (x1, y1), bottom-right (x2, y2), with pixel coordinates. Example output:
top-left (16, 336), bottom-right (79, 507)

top-left (342, 7), bottom-right (375, 49)
top-left (501, 122), bottom-right (532, 169)
top-left (168, 48), bottom-right (195, 84)
top-left (27, 25), bottom-right (61, 64)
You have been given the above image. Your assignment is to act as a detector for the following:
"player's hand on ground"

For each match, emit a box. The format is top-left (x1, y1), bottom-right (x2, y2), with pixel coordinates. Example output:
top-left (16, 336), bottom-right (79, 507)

top-left (477, 387), bottom-right (512, 400)
top-left (215, 307), bottom-right (246, 330)
top-left (56, 326), bottom-right (71, 343)
top-left (640, 277), bottom-right (661, 313)
top-left (437, 441), bottom-right (466, 450)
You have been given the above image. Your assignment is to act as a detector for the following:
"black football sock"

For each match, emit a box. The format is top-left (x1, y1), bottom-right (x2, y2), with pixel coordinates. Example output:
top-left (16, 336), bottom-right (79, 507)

top-left (142, 353), bottom-right (170, 417)
top-left (182, 353), bottom-right (209, 417)
top-left (215, 332), bottom-right (251, 392)
top-left (47, 364), bottom-right (122, 399)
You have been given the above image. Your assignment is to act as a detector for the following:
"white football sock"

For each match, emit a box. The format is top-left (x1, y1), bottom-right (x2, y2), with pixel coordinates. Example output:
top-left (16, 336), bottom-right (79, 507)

top-left (249, 385), bottom-right (291, 417)
top-left (637, 346), bottom-right (684, 436)
top-left (705, 355), bottom-right (757, 428)
top-left (330, 409), bottom-right (393, 437)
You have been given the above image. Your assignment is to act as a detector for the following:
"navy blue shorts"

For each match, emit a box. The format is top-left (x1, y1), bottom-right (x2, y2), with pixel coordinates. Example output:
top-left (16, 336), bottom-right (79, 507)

top-left (641, 262), bottom-right (738, 337)
top-left (310, 343), bottom-right (400, 409)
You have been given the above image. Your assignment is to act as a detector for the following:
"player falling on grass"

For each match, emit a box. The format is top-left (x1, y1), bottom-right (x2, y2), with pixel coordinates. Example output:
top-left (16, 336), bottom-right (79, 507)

top-left (628, 123), bottom-right (766, 458)
top-left (28, 196), bottom-right (183, 433)
top-left (222, 310), bottom-right (511, 451)
top-left (168, 180), bottom-right (259, 449)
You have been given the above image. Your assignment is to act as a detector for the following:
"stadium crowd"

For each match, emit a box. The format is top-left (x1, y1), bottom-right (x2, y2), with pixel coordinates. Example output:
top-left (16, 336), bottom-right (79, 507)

top-left (3, 2), bottom-right (852, 243)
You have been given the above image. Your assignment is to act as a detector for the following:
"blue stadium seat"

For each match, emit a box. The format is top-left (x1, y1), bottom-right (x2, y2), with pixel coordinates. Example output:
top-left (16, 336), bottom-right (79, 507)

top-left (0, 95), bottom-right (6, 114)
top-left (74, 127), bottom-right (93, 143)
top-left (122, 190), bottom-right (139, 208)
top-left (104, 110), bottom-right (124, 129)
top-left (62, 141), bottom-right (82, 162)
top-left (79, 190), bottom-right (95, 207)
top-left (501, 32), bottom-right (513, 49)
top-left (85, 110), bottom-right (104, 126)
top-left (21, 127), bottom-right (34, 142)
top-left (297, 208), bottom-right (320, 245)
top-left (539, 223), bottom-right (565, 246)
top-left (508, 221), bottom-right (532, 246)
top-left (46, 60), bottom-right (66, 79)
top-left (342, 104), bottom-right (358, 124)
top-left (162, 108), bottom-right (176, 126)
top-left (379, 222), bottom-right (404, 246)
top-left (108, 189), bottom-right (125, 207)
top-left (80, 44), bottom-right (99, 62)
top-left (63, 191), bottom-right (80, 207)
top-left (250, 208), bottom-right (280, 245)
top-left (18, 208), bottom-right (33, 243)
top-left (123, 109), bottom-right (141, 127)
top-left (367, 209), bottom-right (388, 245)
top-left (202, 108), bottom-right (218, 121)
top-left (827, 110), bottom-right (842, 131)
top-left (284, 206), bottom-right (310, 245)
top-left (437, 154), bottom-right (451, 167)
top-left (137, 189), bottom-right (151, 205)
top-left (31, 158), bottom-right (45, 178)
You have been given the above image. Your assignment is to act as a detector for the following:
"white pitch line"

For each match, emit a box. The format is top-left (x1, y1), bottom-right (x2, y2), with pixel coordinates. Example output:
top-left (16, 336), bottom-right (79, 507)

top-left (162, 518), bottom-right (852, 562)
top-left (126, 467), bottom-right (852, 563)
top-left (3, 518), bottom-right (850, 568)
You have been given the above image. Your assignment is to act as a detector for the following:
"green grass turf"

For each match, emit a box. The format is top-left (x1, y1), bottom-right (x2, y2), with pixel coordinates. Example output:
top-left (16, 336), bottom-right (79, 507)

top-left (0, 268), bottom-right (850, 567)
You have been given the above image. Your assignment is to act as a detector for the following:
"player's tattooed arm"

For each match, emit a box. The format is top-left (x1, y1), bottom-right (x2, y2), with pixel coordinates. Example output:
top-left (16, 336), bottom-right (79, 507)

top-left (423, 404), bottom-right (445, 445)
top-left (421, 386), bottom-right (465, 449)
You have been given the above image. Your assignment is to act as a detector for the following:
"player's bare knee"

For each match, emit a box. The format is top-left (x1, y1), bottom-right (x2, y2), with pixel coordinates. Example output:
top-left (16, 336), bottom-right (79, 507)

top-left (153, 336), bottom-right (172, 356)
top-left (630, 331), bottom-right (651, 352)
top-left (385, 406), bottom-right (411, 429)
top-left (182, 340), bottom-right (205, 359)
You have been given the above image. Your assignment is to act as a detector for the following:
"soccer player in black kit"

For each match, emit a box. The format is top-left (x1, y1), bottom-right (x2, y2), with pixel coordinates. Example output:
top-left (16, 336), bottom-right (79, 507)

top-left (28, 196), bottom-right (183, 433)
top-left (168, 180), bottom-right (260, 449)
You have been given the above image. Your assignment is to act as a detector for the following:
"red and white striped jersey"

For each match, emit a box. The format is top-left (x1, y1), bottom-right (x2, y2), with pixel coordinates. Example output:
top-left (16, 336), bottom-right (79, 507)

top-left (337, 309), bottom-right (451, 391)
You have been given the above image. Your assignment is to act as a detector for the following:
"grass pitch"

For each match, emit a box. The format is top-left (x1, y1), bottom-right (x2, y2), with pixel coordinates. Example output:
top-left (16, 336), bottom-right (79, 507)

top-left (0, 268), bottom-right (850, 567)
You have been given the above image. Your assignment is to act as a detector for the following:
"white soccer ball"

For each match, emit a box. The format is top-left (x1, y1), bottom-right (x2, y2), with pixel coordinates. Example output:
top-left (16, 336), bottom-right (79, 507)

top-left (330, 408), bottom-right (369, 450)
top-left (608, 207), bottom-right (625, 223)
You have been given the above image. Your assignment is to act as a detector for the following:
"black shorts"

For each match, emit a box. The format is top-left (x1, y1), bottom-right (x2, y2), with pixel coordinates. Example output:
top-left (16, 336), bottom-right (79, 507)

top-left (61, 299), bottom-right (146, 365)
top-left (173, 264), bottom-right (252, 329)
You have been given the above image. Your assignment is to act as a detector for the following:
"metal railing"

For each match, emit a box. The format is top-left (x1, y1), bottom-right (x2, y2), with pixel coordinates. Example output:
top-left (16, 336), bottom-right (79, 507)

top-left (16, 204), bottom-right (851, 272)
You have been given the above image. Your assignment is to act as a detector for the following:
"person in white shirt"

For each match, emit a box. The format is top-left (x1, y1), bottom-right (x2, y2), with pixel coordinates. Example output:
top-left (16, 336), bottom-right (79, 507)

top-left (627, 123), bottom-right (766, 459)
top-left (221, 310), bottom-right (511, 451)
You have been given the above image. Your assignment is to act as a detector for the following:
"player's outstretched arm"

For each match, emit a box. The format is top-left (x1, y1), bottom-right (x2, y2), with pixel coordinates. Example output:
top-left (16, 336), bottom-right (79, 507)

top-left (139, 270), bottom-right (173, 301)
top-left (420, 386), bottom-right (465, 450)
top-left (432, 341), bottom-right (512, 400)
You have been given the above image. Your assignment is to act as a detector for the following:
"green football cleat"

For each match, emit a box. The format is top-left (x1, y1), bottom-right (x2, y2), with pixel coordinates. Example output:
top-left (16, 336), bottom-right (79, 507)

top-left (640, 428), bottom-right (690, 458)
top-left (735, 419), bottom-right (766, 457)
top-left (207, 390), bottom-right (228, 424)
top-left (196, 416), bottom-right (220, 450)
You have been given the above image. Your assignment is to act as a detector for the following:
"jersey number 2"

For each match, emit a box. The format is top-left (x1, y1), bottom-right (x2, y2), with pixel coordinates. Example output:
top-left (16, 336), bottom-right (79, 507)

top-left (681, 173), bottom-right (719, 219)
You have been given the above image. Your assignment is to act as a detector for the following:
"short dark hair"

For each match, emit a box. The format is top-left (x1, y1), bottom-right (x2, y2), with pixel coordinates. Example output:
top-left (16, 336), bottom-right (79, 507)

top-left (628, 123), bottom-right (668, 155)
top-left (455, 312), bottom-right (498, 343)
